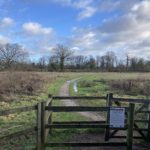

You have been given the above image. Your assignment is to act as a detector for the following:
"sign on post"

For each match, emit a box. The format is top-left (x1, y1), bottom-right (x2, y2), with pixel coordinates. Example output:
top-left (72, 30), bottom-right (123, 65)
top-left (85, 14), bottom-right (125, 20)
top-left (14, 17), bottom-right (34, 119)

top-left (109, 107), bottom-right (125, 128)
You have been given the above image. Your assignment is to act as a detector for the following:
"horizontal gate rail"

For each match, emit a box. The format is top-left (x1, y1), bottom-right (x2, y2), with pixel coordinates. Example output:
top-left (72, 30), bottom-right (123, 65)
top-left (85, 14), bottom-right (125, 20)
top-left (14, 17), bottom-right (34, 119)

top-left (45, 124), bottom-right (109, 129)
top-left (45, 142), bottom-right (127, 147)
top-left (53, 121), bottom-right (106, 124)
top-left (134, 120), bottom-right (149, 123)
top-left (110, 128), bottom-right (148, 131)
top-left (112, 97), bottom-right (150, 104)
top-left (53, 96), bottom-right (106, 99)
top-left (110, 136), bottom-right (144, 139)
top-left (0, 105), bottom-right (37, 116)
top-left (45, 106), bottom-right (128, 112)
top-left (137, 111), bottom-right (150, 113)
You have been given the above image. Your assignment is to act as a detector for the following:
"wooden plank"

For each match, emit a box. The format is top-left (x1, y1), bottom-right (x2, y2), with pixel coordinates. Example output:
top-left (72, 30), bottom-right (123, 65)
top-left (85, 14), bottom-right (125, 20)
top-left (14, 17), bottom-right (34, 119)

top-left (127, 103), bottom-right (135, 150)
top-left (53, 121), bottom-right (106, 124)
top-left (46, 98), bottom-right (52, 106)
top-left (112, 98), bottom-right (150, 104)
top-left (45, 142), bottom-right (127, 147)
top-left (134, 120), bottom-right (149, 123)
top-left (45, 106), bottom-right (110, 112)
top-left (47, 112), bottom-right (52, 134)
top-left (134, 128), bottom-right (148, 131)
top-left (135, 103), bottom-right (146, 114)
top-left (45, 124), bottom-right (109, 129)
top-left (53, 96), bottom-right (106, 100)
top-left (147, 103), bottom-right (150, 142)
top-left (105, 93), bottom-right (113, 141)
top-left (137, 111), bottom-right (150, 113)
top-left (109, 129), bottom-right (119, 138)
top-left (110, 127), bottom-right (147, 131)
top-left (46, 106), bottom-right (128, 112)
top-left (45, 97), bottom-right (53, 136)
top-left (41, 102), bottom-right (46, 150)
top-left (0, 105), bottom-right (37, 116)
top-left (111, 136), bottom-right (143, 139)
top-left (36, 103), bottom-right (41, 150)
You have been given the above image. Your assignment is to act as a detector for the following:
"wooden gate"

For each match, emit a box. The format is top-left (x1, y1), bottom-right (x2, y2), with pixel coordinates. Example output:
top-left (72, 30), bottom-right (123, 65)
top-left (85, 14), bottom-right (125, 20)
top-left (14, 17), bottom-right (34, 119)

top-left (0, 94), bottom-right (150, 149)
top-left (36, 95), bottom-right (137, 150)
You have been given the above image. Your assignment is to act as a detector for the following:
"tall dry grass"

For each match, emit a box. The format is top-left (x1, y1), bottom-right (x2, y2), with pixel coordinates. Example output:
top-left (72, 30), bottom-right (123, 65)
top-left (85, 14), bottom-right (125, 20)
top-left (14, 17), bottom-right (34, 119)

top-left (0, 71), bottom-right (65, 101)
top-left (110, 79), bottom-right (150, 97)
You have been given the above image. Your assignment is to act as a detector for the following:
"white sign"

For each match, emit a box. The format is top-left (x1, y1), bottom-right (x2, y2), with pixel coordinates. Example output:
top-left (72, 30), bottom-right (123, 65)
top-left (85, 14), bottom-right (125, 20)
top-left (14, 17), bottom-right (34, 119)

top-left (109, 107), bottom-right (125, 128)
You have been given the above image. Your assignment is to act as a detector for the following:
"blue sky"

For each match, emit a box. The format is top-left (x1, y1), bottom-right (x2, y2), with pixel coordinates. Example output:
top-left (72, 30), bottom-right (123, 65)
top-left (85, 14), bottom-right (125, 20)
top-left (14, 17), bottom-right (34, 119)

top-left (0, 0), bottom-right (150, 61)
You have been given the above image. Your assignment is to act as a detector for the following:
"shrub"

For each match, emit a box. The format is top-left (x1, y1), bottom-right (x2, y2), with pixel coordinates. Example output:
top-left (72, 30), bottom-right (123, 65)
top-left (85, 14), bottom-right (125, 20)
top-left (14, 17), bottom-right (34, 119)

top-left (109, 79), bottom-right (150, 97)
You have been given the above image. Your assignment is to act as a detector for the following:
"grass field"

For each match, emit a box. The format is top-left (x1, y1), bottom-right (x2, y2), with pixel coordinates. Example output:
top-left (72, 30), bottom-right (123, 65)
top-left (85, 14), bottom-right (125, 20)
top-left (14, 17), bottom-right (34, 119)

top-left (1, 72), bottom-right (150, 149)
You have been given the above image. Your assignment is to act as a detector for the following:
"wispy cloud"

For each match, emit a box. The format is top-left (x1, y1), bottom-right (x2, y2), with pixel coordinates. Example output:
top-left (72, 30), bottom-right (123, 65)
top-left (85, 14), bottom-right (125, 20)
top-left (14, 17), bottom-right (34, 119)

top-left (77, 6), bottom-right (97, 20)
top-left (22, 22), bottom-right (53, 36)
top-left (0, 17), bottom-right (14, 29)
top-left (0, 35), bottom-right (10, 45)
top-left (51, 0), bottom-right (97, 20)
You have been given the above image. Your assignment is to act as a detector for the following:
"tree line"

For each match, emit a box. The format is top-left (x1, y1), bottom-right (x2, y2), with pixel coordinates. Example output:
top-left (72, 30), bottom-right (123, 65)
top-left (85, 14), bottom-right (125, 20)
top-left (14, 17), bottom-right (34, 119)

top-left (0, 43), bottom-right (150, 72)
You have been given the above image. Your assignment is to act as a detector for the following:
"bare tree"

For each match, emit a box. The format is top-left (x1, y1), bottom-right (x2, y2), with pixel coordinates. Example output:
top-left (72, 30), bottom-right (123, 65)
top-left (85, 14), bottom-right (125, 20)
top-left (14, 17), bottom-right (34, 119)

top-left (0, 43), bottom-right (28, 69)
top-left (126, 54), bottom-right (130, 71)
top-left (105, 51), bottom-right (117, 71)
top-left (37, 56), bottom-right (48, 71)
top-left (52, 44), bottom-right (73, 71)
top-left (48, 55), bottom-right (59, 71)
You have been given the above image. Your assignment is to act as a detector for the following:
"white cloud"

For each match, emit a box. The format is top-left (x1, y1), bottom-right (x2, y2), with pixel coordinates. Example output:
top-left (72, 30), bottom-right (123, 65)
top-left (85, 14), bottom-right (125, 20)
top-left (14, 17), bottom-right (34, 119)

top-left (98, 0), bottom-right (139, 13)
top-left (0, 35), bottom-right (10, 45)
top-left (0, 17), bottom-right (14, 28)
top-left (65, 0), bottom-right (150, 58)
top-left (51, 0), bottom-right (96, 20)
top-left (22, 22), bottom-right (53, 36)
top-left (132, 0), bottom-right (150, 21)
top-left (78, 6), bottom-right (97, 20)
top-left (98, 0), bottom-right (121, 12)
top-left (72, 0), bottom-right (93, 9)
top-left (100, 14), bottom-right (137, 33)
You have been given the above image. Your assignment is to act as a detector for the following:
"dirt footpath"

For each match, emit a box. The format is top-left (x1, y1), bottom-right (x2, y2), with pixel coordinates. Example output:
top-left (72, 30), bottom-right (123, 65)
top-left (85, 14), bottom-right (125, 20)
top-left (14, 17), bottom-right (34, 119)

top-left (58, 80), bottom-right (150, 150)
top-left (59, 81), bottom-right (105, 121)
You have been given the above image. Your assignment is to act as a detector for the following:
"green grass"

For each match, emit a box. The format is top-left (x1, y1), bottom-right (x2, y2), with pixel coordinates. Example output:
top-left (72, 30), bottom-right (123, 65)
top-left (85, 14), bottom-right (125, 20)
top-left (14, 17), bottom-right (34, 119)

top-left (70, 72), bottom-right (150, 99)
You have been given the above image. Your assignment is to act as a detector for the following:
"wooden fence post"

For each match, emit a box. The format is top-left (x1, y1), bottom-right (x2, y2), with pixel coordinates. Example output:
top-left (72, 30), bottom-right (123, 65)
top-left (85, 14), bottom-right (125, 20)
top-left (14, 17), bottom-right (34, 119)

top-left (41, 101), bottom-right (46, 150)
top-left (105, 93), bottom-right (113, 141)
top-left (47, 94), bottom-right (53, 134)
top-left (49, 101), bottom-right (53, 134)
top-left (36, 103), bottom-right (42, 150)
top-left (147, 103), bottom-right (150, 142)
top-left (127, 103), bottom-right (135, 150)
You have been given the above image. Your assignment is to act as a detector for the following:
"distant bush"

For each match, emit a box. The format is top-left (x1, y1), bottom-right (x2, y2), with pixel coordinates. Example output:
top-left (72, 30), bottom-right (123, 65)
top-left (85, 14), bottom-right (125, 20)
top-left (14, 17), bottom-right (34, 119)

top-left (109, 79), bottom-right (150, 97)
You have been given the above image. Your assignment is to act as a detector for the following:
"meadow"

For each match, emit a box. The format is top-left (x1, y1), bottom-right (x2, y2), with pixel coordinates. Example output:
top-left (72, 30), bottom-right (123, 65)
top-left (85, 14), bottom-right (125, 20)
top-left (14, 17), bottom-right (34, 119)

top-left (0, 72), bottom-right (150, 149)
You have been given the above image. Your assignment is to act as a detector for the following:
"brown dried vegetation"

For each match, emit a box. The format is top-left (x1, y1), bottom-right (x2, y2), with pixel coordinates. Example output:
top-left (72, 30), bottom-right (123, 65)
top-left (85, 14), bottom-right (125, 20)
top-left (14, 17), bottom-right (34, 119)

top-left (110, 79), bottom-right (150, 97)
top-left (0, 71), bottom-right (61, 101)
